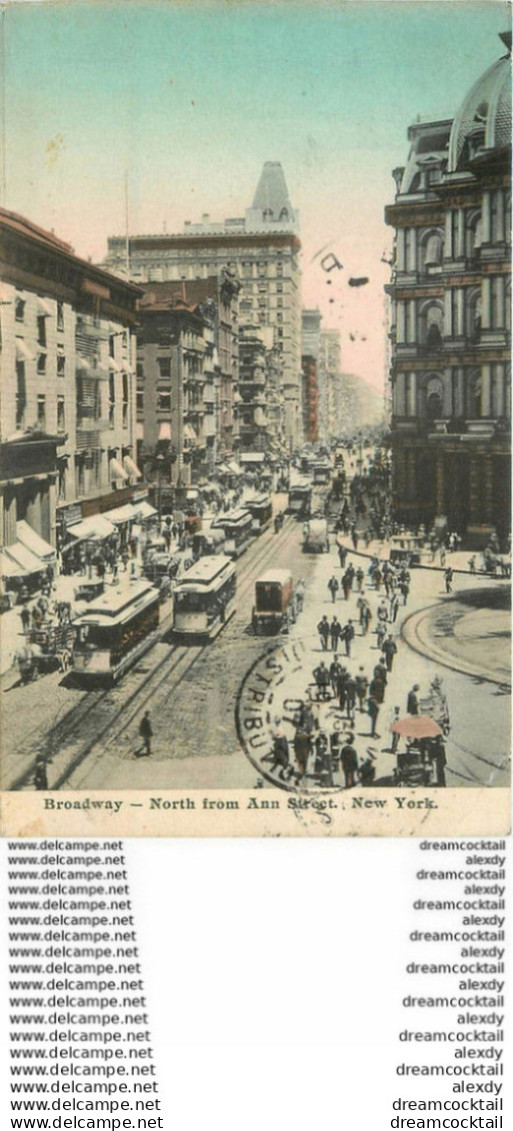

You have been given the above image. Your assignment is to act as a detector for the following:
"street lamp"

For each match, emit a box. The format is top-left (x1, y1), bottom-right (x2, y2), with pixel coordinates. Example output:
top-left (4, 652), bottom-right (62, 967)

top-left (155, 453), bottom-right (166, 529)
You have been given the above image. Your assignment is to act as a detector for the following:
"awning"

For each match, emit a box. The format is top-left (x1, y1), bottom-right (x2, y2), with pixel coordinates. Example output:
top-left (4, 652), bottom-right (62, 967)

top-left (110, 457), bottom-right (129, 481)
top-left (3, 541), bottom-right (45, 574)
top-left (158, 422), bottom-right (171, 441)
top-left (133, 500), bottom-right (157, 521)
top-left (227, 461), bottom-right (242, 475)
top-left (104, 504), bottom-right (134, 525)
top-left (68, 515), bottom-right (116, 541)
top-left (183, 424), bottom-right (197, 442)
top-left (16, 521), bottom-right (56, 563)
top-left (37, 297), bottom-right (52, 317)
top-left (216, 463), bottom-right (231, 475)
top-left (77, 355), bottom-right (92, 372)
top-left (16, 338), bottom-right (36, 362)
top-left (0, 549), bottom-right (27, 577)
top-left (123, 455), bottom-right (142, 479)
top-left (108, 358), bottom-right (123, 373)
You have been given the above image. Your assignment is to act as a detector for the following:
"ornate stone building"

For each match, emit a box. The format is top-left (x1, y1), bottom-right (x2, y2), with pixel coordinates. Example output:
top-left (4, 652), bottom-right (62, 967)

top-left (104, 163), bottom-right (303, 448)
top-left (385, 34), bottom-right (511, 545)
top-left (0, 207), bottom-right (142, 564)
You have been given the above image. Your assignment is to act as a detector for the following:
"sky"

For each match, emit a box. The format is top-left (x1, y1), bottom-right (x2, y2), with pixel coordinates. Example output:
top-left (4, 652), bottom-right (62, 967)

top-left (1, 0), bottom-right (510, 391)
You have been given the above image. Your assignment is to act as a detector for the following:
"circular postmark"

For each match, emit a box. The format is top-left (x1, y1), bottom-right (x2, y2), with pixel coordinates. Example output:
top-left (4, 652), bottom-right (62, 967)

top-left (236, 634), bottom-right (363, 792)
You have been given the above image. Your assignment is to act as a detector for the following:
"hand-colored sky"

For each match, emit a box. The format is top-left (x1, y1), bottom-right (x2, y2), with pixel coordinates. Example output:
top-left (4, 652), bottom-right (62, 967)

top-left (2, 0), bottom-right (510, 391)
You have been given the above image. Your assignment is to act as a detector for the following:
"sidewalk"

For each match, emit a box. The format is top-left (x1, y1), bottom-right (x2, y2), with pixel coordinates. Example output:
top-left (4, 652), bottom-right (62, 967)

top-left (335, 532), bottom-right (503, 577)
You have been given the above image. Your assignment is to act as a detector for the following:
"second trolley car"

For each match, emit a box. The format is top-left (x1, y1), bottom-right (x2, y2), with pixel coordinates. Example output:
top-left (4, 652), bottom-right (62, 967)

top-left (245, 494), bottom-right (273, 534)
top-left (212, 509), bottom-right (254, 557)
top-left (172, 555), bottom-right (236, 640)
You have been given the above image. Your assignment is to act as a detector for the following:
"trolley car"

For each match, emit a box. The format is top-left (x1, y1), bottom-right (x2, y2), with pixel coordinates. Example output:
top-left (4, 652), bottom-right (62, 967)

top-left (287, 483), bottom-right (312, 518)
top-left (72, 581), bottom-right (161, 683)
top-left (172, 555), bottom-right (236, 640)
top-left (252, 570), bottom-right (295, 634)
top-left (212, 509), bottom-right (254, 557)
top-left (245, 494), bottom-right (273, 534)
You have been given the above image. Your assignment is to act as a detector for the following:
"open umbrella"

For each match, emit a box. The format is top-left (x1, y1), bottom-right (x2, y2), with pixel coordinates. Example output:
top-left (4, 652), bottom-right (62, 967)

top-left (390, 715), bottom-right (442, 739)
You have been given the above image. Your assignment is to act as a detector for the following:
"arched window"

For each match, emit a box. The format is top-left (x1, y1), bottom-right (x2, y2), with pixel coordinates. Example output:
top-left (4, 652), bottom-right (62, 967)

top-left (466, 213), bottom-right (482, 259)
top-left (279, 207), bottom-right (289, 221)
top-left (419, 302), bottom-right (443, 348)
top-left (419, 231), bottom-right (443, 273)
top-left (263, 208), bottom-right (273, 220)
top-left (425, 376), bottom-right (444, 420)
top-left (466, 370), bottom-right (481, 418)
top-left (466, 290), bottom-right (481, 342)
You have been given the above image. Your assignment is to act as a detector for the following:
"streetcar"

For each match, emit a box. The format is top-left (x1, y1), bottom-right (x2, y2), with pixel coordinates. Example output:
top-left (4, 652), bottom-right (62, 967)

top-left (72, 581), bottom-right (161, 683)
top-left (212, 509), bottom-right (254, 557)
top-left (252, 570), bottom-right (296, 634)
top-left (312, 461), bottom-right (332, 486)
top-left (172, 555), bottom-right (236, 640)
top-left (287, 483), bottom-right (312, 518)
top-left (245, 494), bottom-right (273, 534)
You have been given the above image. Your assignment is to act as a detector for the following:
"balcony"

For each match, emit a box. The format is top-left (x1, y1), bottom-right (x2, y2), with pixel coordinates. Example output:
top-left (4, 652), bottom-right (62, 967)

top-left (77, 414), bottom-right (110, 431)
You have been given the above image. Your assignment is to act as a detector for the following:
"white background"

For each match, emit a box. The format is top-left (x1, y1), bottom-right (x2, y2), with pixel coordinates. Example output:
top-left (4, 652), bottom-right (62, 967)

top-left (1, 837), bottom-right (512, 1129)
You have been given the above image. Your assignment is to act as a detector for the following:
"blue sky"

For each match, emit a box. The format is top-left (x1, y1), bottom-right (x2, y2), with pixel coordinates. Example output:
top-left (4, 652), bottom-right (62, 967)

top-left (2, 0), bottom-right (510, 388)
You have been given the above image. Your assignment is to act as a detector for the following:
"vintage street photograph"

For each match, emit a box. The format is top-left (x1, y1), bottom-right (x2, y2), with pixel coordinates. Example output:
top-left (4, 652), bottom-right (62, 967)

top-left (0, 1), bottom-right (510, 812)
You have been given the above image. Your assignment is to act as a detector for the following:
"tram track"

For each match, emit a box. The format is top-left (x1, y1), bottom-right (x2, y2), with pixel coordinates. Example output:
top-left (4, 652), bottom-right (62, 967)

top-left (8, 515), bottom-right (301, 791)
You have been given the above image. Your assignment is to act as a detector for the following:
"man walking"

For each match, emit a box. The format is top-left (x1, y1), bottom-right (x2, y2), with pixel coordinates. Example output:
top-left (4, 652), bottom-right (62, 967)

top-left (327, 574), bottom-right (339, 603)
top-left (313, 660), bottom-right (331, 701)
top-left (342, 619), bottom-right (355, 658)
top-left (330, 615), bottom-right (342, 653)
top-left (367, 694), bottom-right (380, 738)
top-left (444, 566), bottom-right (453, 594)
top-left (407, 684), bottom-right (420, 716)
top-left (341, 733), bottom-right (358, 789)
top-left (138, 710), bottom-right (153, 756)
top-left (355, 668), bottom-right (369, 713)
top-left (317, 615), bottom-right (330, 651)
top-left (382, 634), bottom-right (398, 673)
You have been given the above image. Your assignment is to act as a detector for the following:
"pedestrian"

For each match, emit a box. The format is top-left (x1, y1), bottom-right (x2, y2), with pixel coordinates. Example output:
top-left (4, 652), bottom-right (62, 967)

top-left (329, 615), bottom-right (342, 653)
top-left (390, 594), bottom-right (400, 623)
top-left (433, 736), bottom-right (447, 787)
top-left (337, 668), bottom-right (349, 713)
top-left (340, 733), bottom-right (358, 789)
top-left (374, 658), bottom-right (388, 688)
top-left (351, 525), bottom-right (359, 551)
top-left (389, 706), bottom-right (401, 753)
top-left (313, 661), bottom-right (331, 701)
top-left (266, 728), bottom-right (292, 781)
top-left (468, 555), bottom-right (476, 574)
top-left (355, 566), bottom-right (365, 593)
top-left (342, 619), bottom-right (355, 658)
top-left (341, 570), bottom-right (351, 600)
top-left (293, 728), bottom-right (311, 782)
top-left (382, 634), bottom-right (398, 673)
top-left (338, 544), bottom-right (348, 569)
top-left (376, 621), bottom-right (387, 652)
top-left (317, 615), bottom-right (330, 651)
top-left (377, 599), bottom-right (388, 625)
top-left (345, 674), bottom-right (357, 721)
top-left (327, 574), bottom-right (339, 604)
top-left (440, 546), bottom-right (446, 568)
top-left (444, 567), bottom-right (453, 594)
top-left (361, 604), bottom-right (372, 636)
top-left (329, 658), bottom-right (344, 696)
top-left (34, 754), bottom-right (49, 791)
top-left (138, 710), bottom-right (153, 756)
top-left (407, 684), bottom-right (420, 716)
top-left (400, 580), bottom-right (410, 606)
top-left (295, 578), bottom-right (306, 613)
top-left (367, 695), bottom-right (380, 738)
top-left (355, 668), bottom-right (369, 713)
top-left (20, 605), bottom-right (31, 635)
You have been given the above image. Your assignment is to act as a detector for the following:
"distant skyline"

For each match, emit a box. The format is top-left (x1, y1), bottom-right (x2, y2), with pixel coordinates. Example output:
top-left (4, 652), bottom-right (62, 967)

top-left (2, 0), bottom-right (510, 391)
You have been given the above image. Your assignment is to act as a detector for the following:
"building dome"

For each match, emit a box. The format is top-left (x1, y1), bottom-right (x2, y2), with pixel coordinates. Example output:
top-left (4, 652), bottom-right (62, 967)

top-left (447, 36), bottom-right (511, 172)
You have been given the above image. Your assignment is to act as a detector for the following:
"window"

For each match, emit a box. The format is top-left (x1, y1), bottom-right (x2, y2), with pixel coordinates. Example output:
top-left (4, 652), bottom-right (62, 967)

top-left (37, 353), bottom-right (47, 375)
top-left (122, 372), bottom-right (129, 427)
top-left (57, 302), bottom-right (64, 332)
top-left (37, 315), bottom-right (47, 347)
top-left (15, 362), bottom-right (26, 429)
top-left (15, 296), bottom-right (25, 322)
top-left (57, 396), bottom-right (65, 431)
top-left (57, 352), bottom-right (66, 377)
top-left (58, 463), bottom-right (66, 501)
top-left (136, 361), bottom-right (144, 379)
top-left (158, 391), bottom-right (171, 413)
top-left (277, 328), bottom-right (283, 339)
top-left (109, 373), bottom-right (115, 427)
top-left (76, 456), bottom-right (86, 496)
top-left (37, 395), bottom-right (46, 429)
top-left (109, 334), bottom-right (116, 358)
top-left (136, 391), bottom-right (144, 412)
top-left (158, 357), bottom-right (171, 378)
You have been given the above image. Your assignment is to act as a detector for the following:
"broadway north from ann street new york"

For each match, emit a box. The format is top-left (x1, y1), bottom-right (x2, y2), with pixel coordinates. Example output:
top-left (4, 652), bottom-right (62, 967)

top-left (0, 11), bottom-right (510, 804)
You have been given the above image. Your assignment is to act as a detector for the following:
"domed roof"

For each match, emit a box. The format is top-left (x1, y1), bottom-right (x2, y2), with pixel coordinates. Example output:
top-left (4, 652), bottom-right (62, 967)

top-left (448, 40), bottom-right (511, 172)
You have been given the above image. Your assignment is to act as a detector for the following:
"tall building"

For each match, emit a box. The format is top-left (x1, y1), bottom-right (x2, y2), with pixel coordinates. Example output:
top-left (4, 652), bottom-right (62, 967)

top-left (238, 323), bottom-right (285, 455)
top-left (385, 33), bottom-right (511, 545)
top-left (318, 328), bottom-right (344, 440)
top-left (301, 309), bottom-right (322, 443)
top-left (0, 207), bottom-right (142, 568)
top-left (104, 162), bottom-right (302, 449)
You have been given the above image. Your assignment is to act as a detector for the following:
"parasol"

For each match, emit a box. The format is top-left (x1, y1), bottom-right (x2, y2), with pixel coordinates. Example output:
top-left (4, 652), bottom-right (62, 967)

top-left (390, 715), bottom-right (442, 739)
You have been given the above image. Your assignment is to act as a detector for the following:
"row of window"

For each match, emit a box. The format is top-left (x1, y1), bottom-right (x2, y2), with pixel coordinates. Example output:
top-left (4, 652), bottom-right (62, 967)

top-left (15, 296), bottom-right (65, 330)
